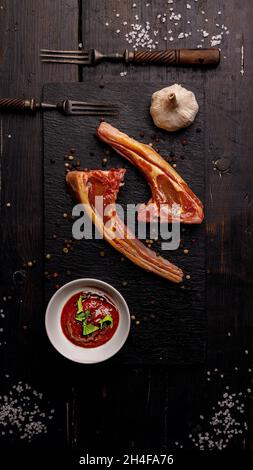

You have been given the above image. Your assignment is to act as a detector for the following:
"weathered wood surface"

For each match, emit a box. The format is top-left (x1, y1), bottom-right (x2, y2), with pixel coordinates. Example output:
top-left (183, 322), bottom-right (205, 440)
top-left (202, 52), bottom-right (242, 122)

top-left (0, 0), bottom-right (253, 454)
top-left (43, 79), bottom-right (206, 366)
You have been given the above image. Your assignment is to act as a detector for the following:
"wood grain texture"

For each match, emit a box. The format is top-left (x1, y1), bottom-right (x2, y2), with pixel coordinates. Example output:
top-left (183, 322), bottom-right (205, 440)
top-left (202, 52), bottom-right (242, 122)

top-left (0, 0), bottom-right (252, 454)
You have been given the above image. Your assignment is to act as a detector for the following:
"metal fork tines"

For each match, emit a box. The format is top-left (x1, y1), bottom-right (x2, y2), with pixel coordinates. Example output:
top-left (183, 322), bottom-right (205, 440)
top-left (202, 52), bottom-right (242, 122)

top-left (41, 49), bottom-right (91, 65)
top-left (61, 100), bottom-right (118, 116)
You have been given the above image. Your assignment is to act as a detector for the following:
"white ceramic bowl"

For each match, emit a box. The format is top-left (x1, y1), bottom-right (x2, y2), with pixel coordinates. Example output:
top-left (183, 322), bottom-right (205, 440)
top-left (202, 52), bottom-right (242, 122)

top-left (45, 278), bottom-right (131, 364)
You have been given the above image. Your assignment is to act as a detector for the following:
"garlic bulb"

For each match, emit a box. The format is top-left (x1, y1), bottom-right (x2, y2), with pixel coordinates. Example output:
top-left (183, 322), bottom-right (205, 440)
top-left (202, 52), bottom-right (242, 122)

top-left (150, 83), bottom-right (199, 132)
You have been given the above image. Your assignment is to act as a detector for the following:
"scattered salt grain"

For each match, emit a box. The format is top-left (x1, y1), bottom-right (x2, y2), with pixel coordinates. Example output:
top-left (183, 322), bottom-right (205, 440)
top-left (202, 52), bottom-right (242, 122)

top-left (187, 4), bottom-right (191, 8)
top-left (190, 388), bottom-right (249, 450)
top-left (0, 382), bottom-right (54, 442)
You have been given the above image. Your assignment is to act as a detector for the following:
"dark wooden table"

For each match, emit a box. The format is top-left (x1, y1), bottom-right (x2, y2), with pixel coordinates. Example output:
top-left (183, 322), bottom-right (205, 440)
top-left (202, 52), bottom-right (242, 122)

top-left (0, 0), bottom-right (253, 461)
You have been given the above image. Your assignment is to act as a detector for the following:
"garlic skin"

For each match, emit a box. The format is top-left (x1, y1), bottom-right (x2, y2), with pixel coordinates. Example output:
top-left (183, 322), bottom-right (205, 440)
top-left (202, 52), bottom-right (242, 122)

top-left (150, 83), bottom-right (199, 132)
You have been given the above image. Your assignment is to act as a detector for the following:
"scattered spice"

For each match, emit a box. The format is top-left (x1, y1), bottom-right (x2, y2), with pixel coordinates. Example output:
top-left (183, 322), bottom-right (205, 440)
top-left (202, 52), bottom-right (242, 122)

top-left (105, 4), bottom-right (229, 56)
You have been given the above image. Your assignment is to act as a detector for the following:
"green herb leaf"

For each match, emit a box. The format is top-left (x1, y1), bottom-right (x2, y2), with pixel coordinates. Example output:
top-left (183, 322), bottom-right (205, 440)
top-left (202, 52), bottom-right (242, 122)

top-left (76, 309), bottom-right (90, 323)
top-left (99, 315), bottom-right (113, 329)
top-left (76, 295), bottom-right (86, 314)
top-left (83, 323), bottom-right (99, 336)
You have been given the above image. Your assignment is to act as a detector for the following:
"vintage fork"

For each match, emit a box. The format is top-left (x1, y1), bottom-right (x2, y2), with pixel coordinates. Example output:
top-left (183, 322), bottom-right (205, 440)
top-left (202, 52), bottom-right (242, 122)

top-left (40, 47), bottom-right (220, 66)
top-left (0, 98), bottom-right (118, 116)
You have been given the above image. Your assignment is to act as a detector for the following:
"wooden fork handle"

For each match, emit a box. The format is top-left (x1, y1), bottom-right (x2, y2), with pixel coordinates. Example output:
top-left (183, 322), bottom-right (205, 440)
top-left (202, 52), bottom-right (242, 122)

top-left (0, 98), bottom-right (38, 112)
top-left (128, 48), bottom-right (220, 66)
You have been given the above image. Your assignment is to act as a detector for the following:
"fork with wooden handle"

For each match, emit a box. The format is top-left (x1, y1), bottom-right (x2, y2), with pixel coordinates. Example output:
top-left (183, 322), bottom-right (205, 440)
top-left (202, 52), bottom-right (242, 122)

top-left (0, 98), bottom-right (118, 116)
top-left (40, 48), bottom-right (220, 67)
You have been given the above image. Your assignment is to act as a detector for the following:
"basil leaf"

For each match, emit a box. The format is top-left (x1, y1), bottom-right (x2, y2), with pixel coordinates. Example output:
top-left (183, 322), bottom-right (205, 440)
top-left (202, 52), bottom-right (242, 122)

top-left (83, 323), bottom-right (99, 336)
top-left (76, 309), bottom-right (90, 323)
top-left (99, 315), bottom-right (113, 329)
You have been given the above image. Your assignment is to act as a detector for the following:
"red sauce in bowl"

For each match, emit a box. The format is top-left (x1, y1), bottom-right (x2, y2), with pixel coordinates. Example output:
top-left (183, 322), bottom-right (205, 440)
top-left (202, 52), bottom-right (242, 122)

top-left (61, 290), bottom-right (119, 348)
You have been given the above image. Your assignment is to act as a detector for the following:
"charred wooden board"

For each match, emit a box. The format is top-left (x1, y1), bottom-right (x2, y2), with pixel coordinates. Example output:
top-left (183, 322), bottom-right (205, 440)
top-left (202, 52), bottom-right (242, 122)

top-left (43, 80), bottom-right (205, 365)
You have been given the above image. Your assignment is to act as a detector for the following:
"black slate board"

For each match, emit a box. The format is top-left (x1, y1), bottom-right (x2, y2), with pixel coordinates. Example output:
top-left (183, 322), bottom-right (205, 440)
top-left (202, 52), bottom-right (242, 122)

top-left (43, 80), bottom-right (206, 365)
